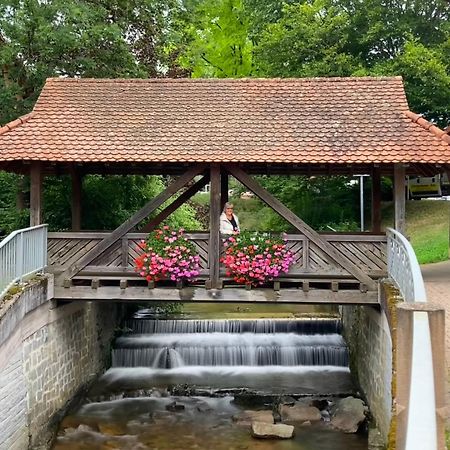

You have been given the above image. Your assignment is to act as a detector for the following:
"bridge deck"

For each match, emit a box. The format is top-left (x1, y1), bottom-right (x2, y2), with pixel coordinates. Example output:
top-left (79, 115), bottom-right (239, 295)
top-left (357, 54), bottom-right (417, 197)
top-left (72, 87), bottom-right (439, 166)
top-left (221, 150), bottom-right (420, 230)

top-left (48, 231), bottom-right (386, 304)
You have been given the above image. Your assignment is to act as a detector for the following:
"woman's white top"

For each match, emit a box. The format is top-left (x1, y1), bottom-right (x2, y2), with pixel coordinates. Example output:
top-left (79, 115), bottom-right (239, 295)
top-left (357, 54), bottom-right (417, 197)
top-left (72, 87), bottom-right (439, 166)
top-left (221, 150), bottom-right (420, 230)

top-left (219, 212), bottom-right (240, 234)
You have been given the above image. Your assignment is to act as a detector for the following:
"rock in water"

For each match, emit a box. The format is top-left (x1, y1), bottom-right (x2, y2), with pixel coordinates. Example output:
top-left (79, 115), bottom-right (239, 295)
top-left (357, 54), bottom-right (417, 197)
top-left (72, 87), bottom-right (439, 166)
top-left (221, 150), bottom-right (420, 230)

top-left (280, 404), bottom-right (322, 422)
top-left (166, 401), bottom-right (185, 412)
top-left (251, 422), bottom-right (294, 439)
top-left (331, 397), bottom-right (368, 433)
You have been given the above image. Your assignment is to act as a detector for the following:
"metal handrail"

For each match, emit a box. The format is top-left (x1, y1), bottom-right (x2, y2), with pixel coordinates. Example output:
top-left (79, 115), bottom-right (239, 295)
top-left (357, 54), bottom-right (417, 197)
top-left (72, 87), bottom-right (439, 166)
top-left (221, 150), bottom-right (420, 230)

top-left (0, 224), bottom-right (48, 299)
top-left (386, 228), bottom-right (426, 303)
top-left (386, 227), bottom-right (437, 450)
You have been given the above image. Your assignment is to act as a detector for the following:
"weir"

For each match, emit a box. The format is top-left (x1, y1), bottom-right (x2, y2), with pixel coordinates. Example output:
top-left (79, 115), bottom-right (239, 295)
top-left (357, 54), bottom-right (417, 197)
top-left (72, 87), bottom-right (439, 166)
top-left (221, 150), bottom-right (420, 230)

top-left (113, 318), bottom-right (348, 368)
top-left (97, 316), bottom-right (354, 397)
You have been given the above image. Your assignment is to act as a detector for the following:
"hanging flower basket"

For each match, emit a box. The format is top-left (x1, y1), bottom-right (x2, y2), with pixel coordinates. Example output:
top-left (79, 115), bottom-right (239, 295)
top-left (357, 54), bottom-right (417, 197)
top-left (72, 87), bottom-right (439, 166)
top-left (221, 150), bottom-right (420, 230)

top-left (134, 226), bottom-right (200, 283)
top-left (220, 231), bottom-right (294, 286)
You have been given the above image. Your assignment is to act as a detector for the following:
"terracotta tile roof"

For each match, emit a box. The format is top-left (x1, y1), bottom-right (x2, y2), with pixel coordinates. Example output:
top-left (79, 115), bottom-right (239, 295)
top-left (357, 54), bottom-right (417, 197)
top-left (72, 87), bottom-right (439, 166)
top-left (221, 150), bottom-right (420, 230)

top-left (0, 76), bottom-right (449, 165)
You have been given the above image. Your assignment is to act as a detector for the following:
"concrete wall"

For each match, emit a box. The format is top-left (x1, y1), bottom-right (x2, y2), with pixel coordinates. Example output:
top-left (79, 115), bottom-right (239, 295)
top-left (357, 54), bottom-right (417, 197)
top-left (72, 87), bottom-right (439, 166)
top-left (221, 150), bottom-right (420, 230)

top-left (0, 277), bottom-right (122, 450)
top-left (341, 304), bottom-right (393, 443)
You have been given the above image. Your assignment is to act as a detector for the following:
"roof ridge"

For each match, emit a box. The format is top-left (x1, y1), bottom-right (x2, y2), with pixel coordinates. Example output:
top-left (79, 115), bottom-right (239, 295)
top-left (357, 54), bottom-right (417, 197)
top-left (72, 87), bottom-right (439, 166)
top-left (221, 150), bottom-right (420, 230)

top-left (45, 76), bottom-right (404, 83)
top-left (0, 112), bottom-right (35, 136)
top-left (404, 111), bottom-right (450, 145)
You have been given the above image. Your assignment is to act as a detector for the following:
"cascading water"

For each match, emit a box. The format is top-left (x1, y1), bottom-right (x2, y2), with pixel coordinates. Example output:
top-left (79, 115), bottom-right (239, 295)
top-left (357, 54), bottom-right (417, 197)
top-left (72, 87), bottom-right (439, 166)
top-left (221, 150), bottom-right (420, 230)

top-left (104, 318), bottom-right (353, 395)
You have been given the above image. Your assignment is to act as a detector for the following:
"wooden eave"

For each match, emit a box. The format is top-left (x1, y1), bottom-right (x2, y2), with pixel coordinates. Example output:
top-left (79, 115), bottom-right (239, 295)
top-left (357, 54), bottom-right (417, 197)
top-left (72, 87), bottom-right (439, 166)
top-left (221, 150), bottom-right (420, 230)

top-left (0, 160), bottom-right (447, 177)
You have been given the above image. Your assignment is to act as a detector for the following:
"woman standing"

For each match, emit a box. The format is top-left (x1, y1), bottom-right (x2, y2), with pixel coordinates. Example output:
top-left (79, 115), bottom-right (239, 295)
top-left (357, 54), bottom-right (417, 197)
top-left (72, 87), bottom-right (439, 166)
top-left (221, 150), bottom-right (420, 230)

top-left (219, 202), bottom-right (240, 235)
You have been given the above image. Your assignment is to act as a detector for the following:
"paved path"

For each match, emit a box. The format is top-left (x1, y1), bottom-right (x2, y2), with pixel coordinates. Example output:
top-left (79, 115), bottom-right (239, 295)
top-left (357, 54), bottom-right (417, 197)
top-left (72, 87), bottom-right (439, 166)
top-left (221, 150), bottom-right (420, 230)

top-left (420, 259), bottom-right (450, 411)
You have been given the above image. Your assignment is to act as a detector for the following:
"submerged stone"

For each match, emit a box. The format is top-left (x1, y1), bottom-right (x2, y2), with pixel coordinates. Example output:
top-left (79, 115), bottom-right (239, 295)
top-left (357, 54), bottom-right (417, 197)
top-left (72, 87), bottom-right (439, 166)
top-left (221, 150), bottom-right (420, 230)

top-left (251, 422), bottom-right (294, 439)
top-left (280, 404), bottom-right (321, 422)
top-left (166, 401), bottom-right (185, 412)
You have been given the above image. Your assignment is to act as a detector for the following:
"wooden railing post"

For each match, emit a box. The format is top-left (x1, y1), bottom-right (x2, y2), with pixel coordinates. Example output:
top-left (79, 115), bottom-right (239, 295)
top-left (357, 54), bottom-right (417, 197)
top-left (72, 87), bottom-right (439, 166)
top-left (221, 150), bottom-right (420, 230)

top-left (207, 164), bottom-right (222, 289)
top-left (70, 167), bottom-right (82, 231)
top-left (371, 166), bottom-right (381, 233)
top-left (30, 162), bottom-right (43, 227)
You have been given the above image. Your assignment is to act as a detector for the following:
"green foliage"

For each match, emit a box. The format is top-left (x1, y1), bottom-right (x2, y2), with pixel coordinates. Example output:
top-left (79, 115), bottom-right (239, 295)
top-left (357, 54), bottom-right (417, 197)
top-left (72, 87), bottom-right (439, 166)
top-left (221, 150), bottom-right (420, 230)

top-left (0, 172), bottom-right (28, 234)
top-left (251, 0), bottom-right (450, 124)
top-left (258, 175), bottom-right (360, 231)
top-left (0, 0), bottom-right (188, 125)
top-left (179, 0), bottom-right (253, 77)
top-left (254, 1), bottom-right (359, 77)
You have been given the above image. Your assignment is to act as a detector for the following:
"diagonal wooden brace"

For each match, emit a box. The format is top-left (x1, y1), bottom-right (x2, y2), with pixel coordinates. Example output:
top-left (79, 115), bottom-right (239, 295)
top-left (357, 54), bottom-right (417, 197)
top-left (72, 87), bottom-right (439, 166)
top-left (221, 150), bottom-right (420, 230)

top-left (226, 164), bottom-right (377, 290)
top-left (140, 174), bottom-right (210, 233)
top-left (62, 164), bottom-right (207, 279)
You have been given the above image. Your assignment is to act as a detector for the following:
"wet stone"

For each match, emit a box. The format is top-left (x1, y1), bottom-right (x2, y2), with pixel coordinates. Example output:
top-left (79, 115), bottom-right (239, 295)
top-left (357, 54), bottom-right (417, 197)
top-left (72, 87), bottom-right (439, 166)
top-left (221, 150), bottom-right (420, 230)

top-left (251, 422), bottom-right (294, 439)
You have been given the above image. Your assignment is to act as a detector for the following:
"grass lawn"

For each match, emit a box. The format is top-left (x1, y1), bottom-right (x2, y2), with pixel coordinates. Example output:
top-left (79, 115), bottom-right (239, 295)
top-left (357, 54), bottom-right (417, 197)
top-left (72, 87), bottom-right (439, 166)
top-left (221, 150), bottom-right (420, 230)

top-left (383, 200), bottom-right (450, 264)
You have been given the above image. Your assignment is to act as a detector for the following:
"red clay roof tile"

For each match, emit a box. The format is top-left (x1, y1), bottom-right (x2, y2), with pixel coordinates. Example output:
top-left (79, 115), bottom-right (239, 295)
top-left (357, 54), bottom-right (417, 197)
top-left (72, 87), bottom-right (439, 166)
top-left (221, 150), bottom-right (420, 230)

top-left (0, 77), bottom-right (449, 165)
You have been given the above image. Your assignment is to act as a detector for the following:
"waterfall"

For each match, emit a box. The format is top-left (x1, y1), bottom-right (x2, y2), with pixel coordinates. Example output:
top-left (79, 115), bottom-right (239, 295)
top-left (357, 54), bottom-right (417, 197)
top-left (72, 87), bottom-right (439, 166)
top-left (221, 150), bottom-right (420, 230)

top-left (113, 319), bottom-right (348, 369)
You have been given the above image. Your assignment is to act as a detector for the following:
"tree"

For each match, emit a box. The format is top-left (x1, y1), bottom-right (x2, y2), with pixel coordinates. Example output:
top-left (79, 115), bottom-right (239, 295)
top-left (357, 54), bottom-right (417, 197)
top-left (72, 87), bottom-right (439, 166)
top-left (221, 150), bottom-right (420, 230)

top-left (179, 0), bottom-right (253, 77)
top-left (252, 0), bottom-right (450, 124)
top-left (0, 0), bottom-right (198, 233)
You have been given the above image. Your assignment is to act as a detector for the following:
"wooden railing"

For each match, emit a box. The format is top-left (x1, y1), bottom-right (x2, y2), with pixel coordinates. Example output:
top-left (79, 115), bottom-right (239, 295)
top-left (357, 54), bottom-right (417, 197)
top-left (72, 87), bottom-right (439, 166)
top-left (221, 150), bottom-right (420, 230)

top-left (48, 231), bottom-right (386, 286)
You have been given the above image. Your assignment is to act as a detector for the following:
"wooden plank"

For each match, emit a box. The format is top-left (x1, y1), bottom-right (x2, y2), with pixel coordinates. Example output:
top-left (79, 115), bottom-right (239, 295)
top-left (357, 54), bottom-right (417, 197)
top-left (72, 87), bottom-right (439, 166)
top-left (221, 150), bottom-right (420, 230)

top-left (303, 239), bottom-right (310, 270)
top-left (61, 164), bottom-right (206, 279)
top-left (371, 166), bottom-right (381, 233)
top-left (71, 167), bottom-right (82, 231)
top-left (59, 239), bottom-right (97, 267)
top-left (140, 175), bottom-right (210, 232)
top-left (352, 242), bottom-right (386, 270)
top-left (208, 164), bottom-right (221, 289)
top-left (30, 161), bottom-right (42, 227)
top-left (394, 164), bottom-right (406, 234)
top-left (121, 237), bottom-right (128, 268)
top-left (315, 234), bottom-right (387, 242)
top-left (92, 242), bottom-right (121, 266)
top-left (226, 164), bottom-right (377, 290)
top-left (53, 285), bottom-right (379, 304)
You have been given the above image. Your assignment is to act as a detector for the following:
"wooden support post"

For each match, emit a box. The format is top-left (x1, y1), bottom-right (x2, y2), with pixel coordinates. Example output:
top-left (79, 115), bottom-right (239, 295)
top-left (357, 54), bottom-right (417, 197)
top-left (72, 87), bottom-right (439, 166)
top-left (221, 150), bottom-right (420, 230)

top-left (30, 162), bottom-right (43, 226)
top-left (371, 166), bottom-right (381, 233)
top-left (220, 168), bottom-right (229, 210)
top-left (141, 175), bottom-right (210, 233)
top-left (207, 164), bottom-right (222, 289)
top-left (71, 168), bottom-right (82, 231)
top-left (394, 164), bottom-right (406, 235)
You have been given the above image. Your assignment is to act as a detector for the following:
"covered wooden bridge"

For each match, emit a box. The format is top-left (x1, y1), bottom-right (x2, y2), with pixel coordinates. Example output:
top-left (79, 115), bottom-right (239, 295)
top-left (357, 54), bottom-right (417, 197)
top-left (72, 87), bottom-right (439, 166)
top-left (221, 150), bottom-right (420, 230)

top-left (0, 77), bottom-right (449, 304)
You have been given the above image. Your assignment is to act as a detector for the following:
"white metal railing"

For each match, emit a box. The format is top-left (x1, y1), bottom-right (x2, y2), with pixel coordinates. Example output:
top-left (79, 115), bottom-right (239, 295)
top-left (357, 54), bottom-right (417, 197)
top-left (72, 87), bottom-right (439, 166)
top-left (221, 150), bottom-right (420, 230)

top-left (0, 224), bottom-right (48, 299)
top-left (386, 227), bottom-right (437, 450)
top-left (386, 228), bottom-right (426, 303)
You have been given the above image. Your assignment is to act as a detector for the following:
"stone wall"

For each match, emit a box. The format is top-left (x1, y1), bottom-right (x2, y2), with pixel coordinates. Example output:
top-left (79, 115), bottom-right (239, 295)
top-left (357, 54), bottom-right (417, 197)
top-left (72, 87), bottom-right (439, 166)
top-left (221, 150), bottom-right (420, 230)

top-left (341, 304), bottom-right (393, 444)
top-left (0, 277), bottom-right (123, 450)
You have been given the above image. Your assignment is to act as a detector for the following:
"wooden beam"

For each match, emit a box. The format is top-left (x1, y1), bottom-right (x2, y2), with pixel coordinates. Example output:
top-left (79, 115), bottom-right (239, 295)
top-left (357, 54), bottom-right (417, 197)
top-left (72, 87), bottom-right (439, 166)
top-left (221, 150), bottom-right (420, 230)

top-left (220, 168), bottom-right (229, 210)
top-left (53, 285), bottom-right (379, 304)
top-left (61, 164), bottom-right (206, 279)
top-left (394, 164), bottom-right (406, 234)
top-left (207, 164), bottom-right (222, 289)
top-left (30, 162), bottom-right (42, 226)
top-left (371, 166), bottom-right (382, 233)
top-left (140, 174), bottom-right (210, 233)
top-left (71, 168), bottom-right (82, 231)
top-left (226, 164), bottom-right (377, 290)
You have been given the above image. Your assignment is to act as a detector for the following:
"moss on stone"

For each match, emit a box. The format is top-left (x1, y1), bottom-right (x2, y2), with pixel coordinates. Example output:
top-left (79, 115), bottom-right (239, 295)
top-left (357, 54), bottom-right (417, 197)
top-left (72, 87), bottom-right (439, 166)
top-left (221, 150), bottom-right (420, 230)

top-left (382, 282), bottom-right (401, 450)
